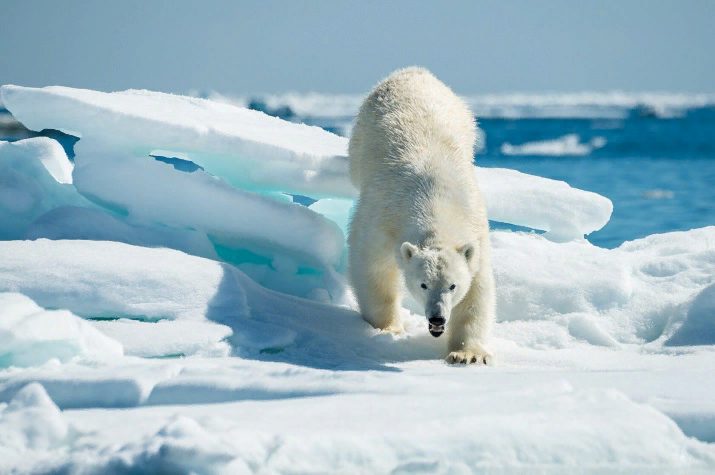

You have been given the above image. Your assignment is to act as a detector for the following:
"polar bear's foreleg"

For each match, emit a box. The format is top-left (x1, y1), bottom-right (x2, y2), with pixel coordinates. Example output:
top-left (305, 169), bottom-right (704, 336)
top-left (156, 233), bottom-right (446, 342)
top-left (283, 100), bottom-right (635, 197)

top-left (446, 271), bottom-right (495, 365)
top-left (350, 250), bottom-right (402, 332)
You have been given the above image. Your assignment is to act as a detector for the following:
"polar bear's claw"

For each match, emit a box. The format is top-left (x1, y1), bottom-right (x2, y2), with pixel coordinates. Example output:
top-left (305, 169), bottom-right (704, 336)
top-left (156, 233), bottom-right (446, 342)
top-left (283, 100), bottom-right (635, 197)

top-left (381, 324), bottom-right (404, 335)
top-left (446, 350), bottom-right (491, 365)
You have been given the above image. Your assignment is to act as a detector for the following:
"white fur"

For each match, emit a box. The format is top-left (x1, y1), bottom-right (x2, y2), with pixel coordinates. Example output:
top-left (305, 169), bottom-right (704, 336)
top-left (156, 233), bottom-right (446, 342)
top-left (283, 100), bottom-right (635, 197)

top-left (348, 67), bottom-right (496, 364)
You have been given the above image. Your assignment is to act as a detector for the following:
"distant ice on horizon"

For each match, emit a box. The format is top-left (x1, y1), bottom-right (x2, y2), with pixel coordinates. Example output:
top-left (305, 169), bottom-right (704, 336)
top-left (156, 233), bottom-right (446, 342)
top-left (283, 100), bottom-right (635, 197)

top-left (201, 90), bottom-right (715, 120)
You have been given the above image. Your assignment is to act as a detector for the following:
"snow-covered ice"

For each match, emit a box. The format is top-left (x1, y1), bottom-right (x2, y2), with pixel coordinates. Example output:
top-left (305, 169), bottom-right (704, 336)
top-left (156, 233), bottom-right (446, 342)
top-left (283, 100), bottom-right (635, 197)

top-left (0, 383), bottom-right (71, 472)
top-left (1, 85), bottom-right (613, 243)
top-left (492, 227), bottom-right (715, 346)
top-left (1, 232), bottom-right (714, 471)
top-left (0, 84), bottom-right (713, 473)
top-left (1, 85), bottom-right (351, 198)
top-left (0, 293), bottom-right (123, 368)
top-left (0, 138), bottom-right (90, 240)
top-left (476, 167), bottom-right (613, 240)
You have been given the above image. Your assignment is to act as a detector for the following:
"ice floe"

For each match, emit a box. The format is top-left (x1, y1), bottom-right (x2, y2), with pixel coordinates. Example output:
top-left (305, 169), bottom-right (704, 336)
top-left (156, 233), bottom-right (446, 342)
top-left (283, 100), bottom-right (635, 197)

top-left (2, 85), bottom-right (613, 245)
top-left (0, 83), bottom-right (714, 473)
top-left (0, 293), bottom-right (122, 368)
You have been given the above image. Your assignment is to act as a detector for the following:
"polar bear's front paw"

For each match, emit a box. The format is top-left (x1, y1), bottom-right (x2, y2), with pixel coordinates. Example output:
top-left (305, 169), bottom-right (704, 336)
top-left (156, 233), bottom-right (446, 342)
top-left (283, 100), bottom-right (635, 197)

top-left (380, 323), bottom-right (404, 335)
top-left (446, 350), bottom-right (493, 365)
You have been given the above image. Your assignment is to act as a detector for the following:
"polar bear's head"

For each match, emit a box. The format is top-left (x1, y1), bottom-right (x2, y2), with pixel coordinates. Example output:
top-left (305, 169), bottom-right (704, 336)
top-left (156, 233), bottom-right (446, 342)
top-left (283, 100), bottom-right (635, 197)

top-left (399, 242), bottom-right (477, 337)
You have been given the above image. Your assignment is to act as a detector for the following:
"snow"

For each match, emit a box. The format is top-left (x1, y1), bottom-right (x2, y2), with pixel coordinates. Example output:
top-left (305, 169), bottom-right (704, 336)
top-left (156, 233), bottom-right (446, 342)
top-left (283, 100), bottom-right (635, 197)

top-left (92, 319), bottom-right (232, 358)
top-left (500, 134), bottom-right (606, 156)
top-left (9, 227), bottom-right (713, 367)
top-left (0, 293), bottom-right (123, 368)
top-left (0, 84), bottom-right (714, 473)
top-left (0, 383), bottom-right (70, 472)
top-left (0, 239), bottom-right (426, 369)
top-left (477, 167), bottom-right (613, 240)
top-left (0, 138), bottom-right (222, 262)
top-left (26, 205), bottom-right (219, 260)
top-left (1, 230), bottom-right (713, 362)
top-left (0, 239), bottom-right (247, 322)
top-left (1, 137), bottom-right (73, 184)
top-left (68, 149), bottom-right (345, 268)
top-left (666, 283), bottom-right (715, 346)
top-left (492, 227), bottom-right (715, 346)
top-left (0, 138), bottom-right (90, 240)
top-left (0, 85), bottom-right (350, 198)
top-left (2, 355), bottom-right (715, 473)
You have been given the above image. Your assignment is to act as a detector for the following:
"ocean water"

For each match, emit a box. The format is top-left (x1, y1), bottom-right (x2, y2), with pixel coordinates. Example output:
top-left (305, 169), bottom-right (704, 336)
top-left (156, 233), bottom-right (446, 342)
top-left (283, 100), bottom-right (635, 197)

top-left (475, 110), bottom-right (715, 248)
top-left (3, 94), bottom-right (715, 249)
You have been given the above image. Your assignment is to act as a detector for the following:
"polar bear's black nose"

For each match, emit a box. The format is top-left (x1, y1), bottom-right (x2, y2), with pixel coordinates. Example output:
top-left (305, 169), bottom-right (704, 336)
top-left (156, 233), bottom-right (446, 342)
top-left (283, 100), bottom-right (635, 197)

top-left (429, 316), bottom-right (446, 326)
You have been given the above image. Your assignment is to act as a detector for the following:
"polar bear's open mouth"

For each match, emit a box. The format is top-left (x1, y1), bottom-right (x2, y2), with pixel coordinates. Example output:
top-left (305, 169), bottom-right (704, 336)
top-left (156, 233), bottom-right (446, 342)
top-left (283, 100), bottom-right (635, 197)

top-left (428, 322), bottom-right (445, 337)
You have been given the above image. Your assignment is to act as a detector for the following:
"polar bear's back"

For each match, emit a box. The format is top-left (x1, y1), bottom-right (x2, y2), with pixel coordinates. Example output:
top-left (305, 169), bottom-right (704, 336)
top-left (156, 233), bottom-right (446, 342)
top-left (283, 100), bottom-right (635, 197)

top-left (349, 67), bottom-right (477, 188)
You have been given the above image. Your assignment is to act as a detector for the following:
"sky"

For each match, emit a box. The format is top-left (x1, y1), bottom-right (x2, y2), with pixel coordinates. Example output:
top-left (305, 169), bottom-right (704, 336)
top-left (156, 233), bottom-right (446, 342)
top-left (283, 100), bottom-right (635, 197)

top-left (1, 0), bottom-right (714, 95)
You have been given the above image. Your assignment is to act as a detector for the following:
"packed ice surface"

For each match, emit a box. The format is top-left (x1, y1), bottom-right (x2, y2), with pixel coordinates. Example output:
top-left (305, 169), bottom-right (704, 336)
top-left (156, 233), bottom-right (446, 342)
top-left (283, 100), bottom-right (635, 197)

top-left (0, 137), bottom-right (220, 259)
top-left (667, 283), bottom-right (715, 346)
top-left (0, 138), bottom-right (90, 239)
top-left (2, 85), bottom-right (613, 244)
top-left (2, 380), bottom-right (714, 474)
top-left (0, 240), bottom-right (247, 323)
top-left (26, 205), bottom-right (219, 260)
top-left (0, 293), bottom-right (122, 368)
top-left (1, 228), bottom-right (712, 365)
top-left (1, 84), bottom-right (714, 473)
top-left (92, 319), bottom-right (232, 358)
top-left (0, 239), bottom-right (432, 368)
top-left (1, 86), bottom-right (348, 293)
top-left (0, 383), bottom-right (71, 472)
top-left (0, 139), bottom-right (346, 300)
top-left (0, 137), bottom-right (72, 184)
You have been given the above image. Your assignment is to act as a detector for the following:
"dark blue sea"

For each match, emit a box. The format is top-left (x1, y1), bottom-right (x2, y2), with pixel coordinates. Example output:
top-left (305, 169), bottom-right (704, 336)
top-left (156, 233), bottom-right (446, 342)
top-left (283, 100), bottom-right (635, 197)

top-left (476, 110), bottom-right (715, 248)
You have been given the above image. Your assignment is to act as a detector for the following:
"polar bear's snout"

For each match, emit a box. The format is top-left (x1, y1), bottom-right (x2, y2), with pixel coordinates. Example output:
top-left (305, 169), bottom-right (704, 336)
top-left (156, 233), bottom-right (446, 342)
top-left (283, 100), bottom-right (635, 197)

top-left (427, 299), bottom-right (448, 337)
top-left (428, 315), bottom-right (446, 337)
top-left (428, 300), bottom-right (447, 320)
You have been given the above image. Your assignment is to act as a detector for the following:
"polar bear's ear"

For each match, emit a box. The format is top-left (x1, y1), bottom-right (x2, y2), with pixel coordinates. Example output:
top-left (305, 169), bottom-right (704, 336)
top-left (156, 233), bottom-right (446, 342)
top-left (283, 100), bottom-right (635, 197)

top-left (400, 242), bottom-right (418, 261)
top-left (458, 243), bottom-right (476, 263)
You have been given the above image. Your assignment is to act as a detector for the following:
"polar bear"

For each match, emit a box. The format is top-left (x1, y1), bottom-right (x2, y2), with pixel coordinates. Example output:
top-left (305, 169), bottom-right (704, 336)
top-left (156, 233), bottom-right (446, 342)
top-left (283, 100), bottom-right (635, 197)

top-left (348, 67), bottom-right (495, 364)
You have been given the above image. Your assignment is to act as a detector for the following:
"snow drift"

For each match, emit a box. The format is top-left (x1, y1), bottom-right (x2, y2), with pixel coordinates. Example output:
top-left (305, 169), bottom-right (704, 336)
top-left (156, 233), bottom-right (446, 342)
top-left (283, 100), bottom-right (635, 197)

top-left (0, 293), bottom-right (123, 368)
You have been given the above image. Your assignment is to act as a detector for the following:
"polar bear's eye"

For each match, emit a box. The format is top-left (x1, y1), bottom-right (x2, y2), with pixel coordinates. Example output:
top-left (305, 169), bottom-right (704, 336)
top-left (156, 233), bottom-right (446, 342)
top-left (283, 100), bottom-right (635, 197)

top-left (449, 284), bottom-right (456, 291)
top-left (420, 283), bottom-right (428, 290)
